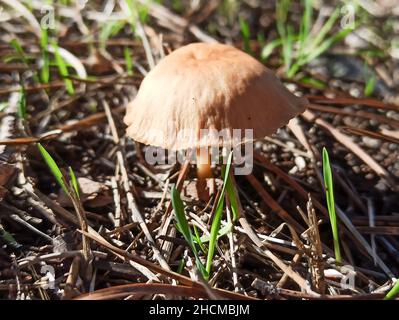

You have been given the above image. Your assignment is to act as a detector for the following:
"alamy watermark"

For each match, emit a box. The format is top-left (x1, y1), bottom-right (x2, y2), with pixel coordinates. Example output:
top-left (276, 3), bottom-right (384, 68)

top-left (340, 3), bottom-right (356, 30)
top-left (144, 128), bottom-right (254, 175)
top-left (40, 263), bottom-right (56, 290)
top-left (38, 0), bottom-right (88, 30)
top-left (339, 265), bottom-right (356, 290)
top-left (0, 0), bottom-right (358, 30)
top-left (40, 5), bottom-right (55, 30)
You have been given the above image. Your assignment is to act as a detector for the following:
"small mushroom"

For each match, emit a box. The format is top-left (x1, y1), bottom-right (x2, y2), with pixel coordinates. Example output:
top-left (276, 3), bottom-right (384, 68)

top-left (124, 43), bottom-right (308, 198)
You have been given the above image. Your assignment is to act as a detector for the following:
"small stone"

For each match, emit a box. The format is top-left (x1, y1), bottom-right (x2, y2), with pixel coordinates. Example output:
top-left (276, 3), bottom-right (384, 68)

top-left (387, 111), bottom-right (399, 120)
top-left (375, 179), bottom-right (388, 192)
top-left (294, 156), bottom-right (306, 171)
top-left (349, 87), bottom-right (361, 98)
top-left (362, 136), bottom-right (381, 149)
top-left (365, 173), bottom-right (375, 180)
top-left (345, 33), bottom-right (368, 49)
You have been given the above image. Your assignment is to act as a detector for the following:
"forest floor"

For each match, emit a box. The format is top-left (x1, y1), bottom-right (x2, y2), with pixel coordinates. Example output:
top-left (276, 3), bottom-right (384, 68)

top-left (0, 0), bottom-right (398, 300)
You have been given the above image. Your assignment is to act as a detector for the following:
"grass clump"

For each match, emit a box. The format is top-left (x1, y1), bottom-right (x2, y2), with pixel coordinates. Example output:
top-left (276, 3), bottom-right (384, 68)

top-left (262, 0), bottom-right (354, 78)
top-left (171, 187), bottom-right (208, 279)
top-left (172, 151), bottom-right (240, 280)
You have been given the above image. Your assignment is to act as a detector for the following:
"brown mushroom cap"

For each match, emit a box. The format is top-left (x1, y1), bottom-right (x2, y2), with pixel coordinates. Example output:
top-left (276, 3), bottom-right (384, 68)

top-left (124, 42), bottom-right (308, 150)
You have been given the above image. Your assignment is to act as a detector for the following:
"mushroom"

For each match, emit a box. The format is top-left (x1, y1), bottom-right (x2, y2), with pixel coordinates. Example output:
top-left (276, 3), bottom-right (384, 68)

top-left (124, 43), bottom-right (308, 198)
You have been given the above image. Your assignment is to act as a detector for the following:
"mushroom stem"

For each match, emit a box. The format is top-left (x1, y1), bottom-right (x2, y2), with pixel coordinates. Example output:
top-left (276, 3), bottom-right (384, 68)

top-left (196, 147), bottom-right (212, 179)
top-left (196, 147), bottom-right (213, 201)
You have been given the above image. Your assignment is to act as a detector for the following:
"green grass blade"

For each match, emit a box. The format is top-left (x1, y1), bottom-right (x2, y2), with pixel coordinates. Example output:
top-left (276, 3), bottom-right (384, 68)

top-left (364, 74), bottom-right (376, 97)
top-left (37, 143), bottom-right (69, 195)
top-left (223, 166), bottom-right (239, 222)
top-left (322, 147), bottom-right (342, 263)
top-left (138, 4), bottom-right (149, 23)
top-left (276, 0), bottom-right (290, 39)
top-left (384, 279), bottom-right (399, 300)
top-left (99, 20), bottom-right (126, 50)
top-left (68, 166), bottom-right (80, 198)
top-left (199, 223), bottom-right (232, 243)
top-left (193, 224), bottom-right (206, 254)
top-left (305, 28), bottom-right (351, 63)
top-left (205, 193), bottom-right (225, 276)
top-left (40, 28), bottom-right (50, 84)
top-left (299, 76), bottom-right (327, 89)
top-left (0, 102), bottom-right (8, 112)
top-left (10, 39), bottom-right (26, 61)
top-left (194, 257), bottom-right (207, 279)
top-left (283, 25), bottom-right (294, 76)
top-left (10, 39), bottom-right (40, 84)
top-left (125, 0), bottom-right (138, 34)
top-left (172, 187), bottom-right (193, 245)
top-left (298, 0), bottom-right (313, 58)
top-left (261, 39), bottom-right (282, 61)
top-left (205, 151), bottom-right (234, 276)
top-left (124, 46), bottom-right (134, 75)
top-left (51, 41), bottom-right (74, 95)
top-left (287, 61), bottom-right (301, 78)
top-left (17, 86), bottom-right (26, 120)
top-left (10, 39), bottom-right (27, 57)
top-left (306, 8), bottom-right (340, 56)
top-left (177, 258), bottom-right (185, 274)
top-left (276, 0), bottom-right (292, 74)
top-left (239, 16), bottom-right (251, 54)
